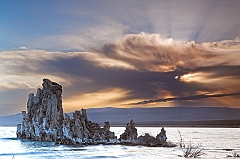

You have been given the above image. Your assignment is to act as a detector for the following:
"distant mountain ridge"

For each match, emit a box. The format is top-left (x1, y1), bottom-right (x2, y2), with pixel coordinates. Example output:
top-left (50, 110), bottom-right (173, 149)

top-left (0, 107), bottom-right (239, 127)
top-left (0, 113), bottom-right (22, 126)
top-left (86, 107), bottom-right (240, 127)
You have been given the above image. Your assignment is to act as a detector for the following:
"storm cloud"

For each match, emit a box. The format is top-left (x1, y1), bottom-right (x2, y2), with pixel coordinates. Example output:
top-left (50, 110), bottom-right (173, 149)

top-left (1, 33), bottom-right (240, 115)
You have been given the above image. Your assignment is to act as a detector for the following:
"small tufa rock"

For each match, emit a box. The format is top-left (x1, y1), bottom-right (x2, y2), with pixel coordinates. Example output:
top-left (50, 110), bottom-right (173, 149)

top-left (156, 127), bottom-right (167, 143)
top-left (137, 133), bottom-right (157, 146)
top-left (119, 119), bottom-right (138, 142)
top-left (136, 127), bottom-right (171, 147)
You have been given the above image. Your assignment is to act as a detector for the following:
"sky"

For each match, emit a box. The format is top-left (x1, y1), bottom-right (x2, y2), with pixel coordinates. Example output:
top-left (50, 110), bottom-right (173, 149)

top-left (0, 0), bottom-right (240, 115)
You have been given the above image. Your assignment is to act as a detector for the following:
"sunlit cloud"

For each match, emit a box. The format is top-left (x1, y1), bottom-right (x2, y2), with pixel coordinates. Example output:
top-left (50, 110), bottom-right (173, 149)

top-left (202, 37), bottom-right (240, 49)
top-left (178, 69), bottom-right (240, 94)
top-left (1, 33), bottom-right (240, 115)
top-left (101, 33), bottom-right (240, 72)
top-left (179, 72), bottom-right (208, 83)
top-left (1, 0), bottom-right (240, 116)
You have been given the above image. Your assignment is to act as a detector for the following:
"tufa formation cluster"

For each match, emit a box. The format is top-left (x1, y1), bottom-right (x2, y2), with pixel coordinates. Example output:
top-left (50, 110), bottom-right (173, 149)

top-left (17, 79), bottom-right (175, 147)
top-left (16, 79), bottom-right (117, 145)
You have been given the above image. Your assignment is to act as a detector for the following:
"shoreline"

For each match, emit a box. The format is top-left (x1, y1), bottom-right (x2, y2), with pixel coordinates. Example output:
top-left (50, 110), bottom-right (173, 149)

top-left (108, 119), bottom-right (240, 128)
top-left (1, 125), bottom-right (239, 128)
top-left (1, 119), bottom-right (239, 128)
top-left (112, 125), bottom-right (240, 128)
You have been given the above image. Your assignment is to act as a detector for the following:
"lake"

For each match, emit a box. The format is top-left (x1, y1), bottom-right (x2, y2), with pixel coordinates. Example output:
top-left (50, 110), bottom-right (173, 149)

top-left (0, 127), bottom-right (239, 158)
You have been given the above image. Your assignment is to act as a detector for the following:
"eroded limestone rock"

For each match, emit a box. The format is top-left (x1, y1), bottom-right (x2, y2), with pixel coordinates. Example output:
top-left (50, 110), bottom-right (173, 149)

top-left (59, 109), bottom-right (117, 145)
top-left (156, 127), bottom-right (167, 143)
top-left (119, 119), bottom-right (138, 142)
top-left (16, 78), bottom-right (175, 147)
top-left (17, 79), bottom-right (63, 141)
top-left (16, 79), bottom-right (117, 145)
top-left (136, 127), bottom-right (171, 147)
top-left (118, 119), bottom-right (175, 147)
top-left (137, 133), bottom-right (157, 146)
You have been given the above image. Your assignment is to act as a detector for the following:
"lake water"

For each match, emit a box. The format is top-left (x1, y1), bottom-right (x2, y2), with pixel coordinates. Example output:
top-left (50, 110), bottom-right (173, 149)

top-left (0, 127), bottom-right (239, 159)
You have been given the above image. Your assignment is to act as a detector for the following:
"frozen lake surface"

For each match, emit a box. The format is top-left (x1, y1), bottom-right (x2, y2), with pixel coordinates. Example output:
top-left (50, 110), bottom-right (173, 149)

top-left (0, 127), bottom-right (239, 159)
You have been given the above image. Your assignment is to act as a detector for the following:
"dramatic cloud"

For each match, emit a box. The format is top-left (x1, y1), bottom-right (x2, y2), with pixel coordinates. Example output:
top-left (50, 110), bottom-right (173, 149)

top-left (101, 33), bottom-right (240, 72)
top-left (0, 33), bottom-right (240, 115)
top-left (1, 1), bottom-right (240, 116)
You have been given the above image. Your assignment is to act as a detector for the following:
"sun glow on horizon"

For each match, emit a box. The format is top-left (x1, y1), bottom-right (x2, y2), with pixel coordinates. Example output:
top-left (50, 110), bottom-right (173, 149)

top-left (63, 87), bottom-right (141, 112)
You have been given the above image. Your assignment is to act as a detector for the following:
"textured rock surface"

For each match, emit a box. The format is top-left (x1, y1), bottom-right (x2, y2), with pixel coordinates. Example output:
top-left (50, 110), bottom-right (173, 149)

top-left (136, 127), bottom-right (174, 147)
top-left (137, 133), bottom-right (158, 146)
top-left (118, 120), bottom-right (174, 147)
top-left (156, 127), bottom-right (167, 142)
top-left (119, 119), bottom-right (138, 142)
top-left (16, 78), bottom-right (175, 147)
top-left (16, 79), bottom-right (117, 145)
top-left (17, 79), bottom-right (63, 141)
top-left (59, 110), bottom-right (117, 145)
